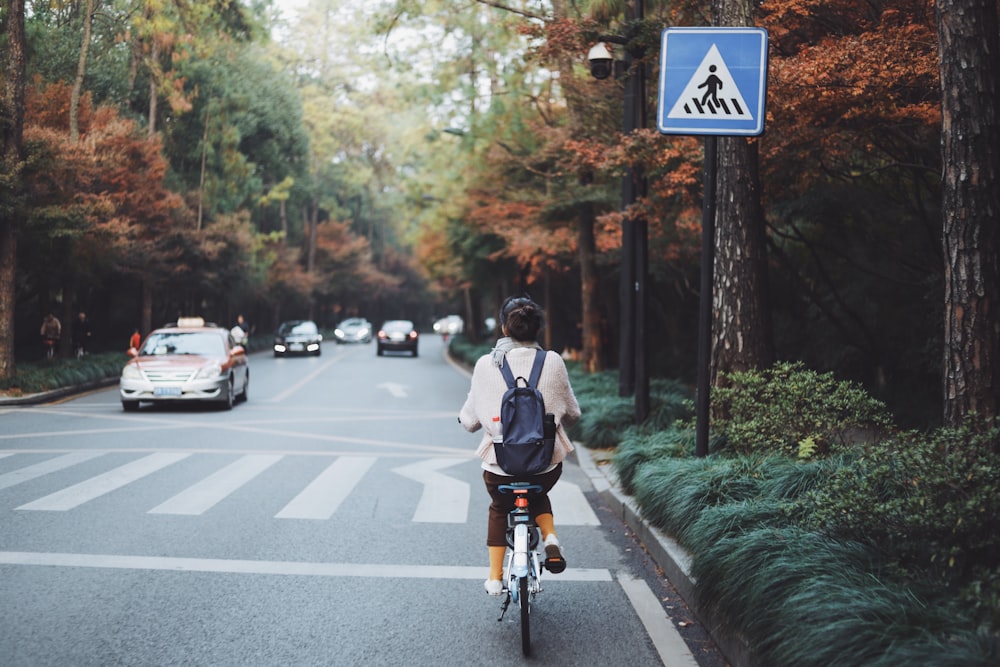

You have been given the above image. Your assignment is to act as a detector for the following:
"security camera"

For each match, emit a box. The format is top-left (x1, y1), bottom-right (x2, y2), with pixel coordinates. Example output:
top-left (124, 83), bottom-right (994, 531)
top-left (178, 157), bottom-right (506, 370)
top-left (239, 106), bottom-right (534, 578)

top-left (588, 43), bottom-right (614, 80)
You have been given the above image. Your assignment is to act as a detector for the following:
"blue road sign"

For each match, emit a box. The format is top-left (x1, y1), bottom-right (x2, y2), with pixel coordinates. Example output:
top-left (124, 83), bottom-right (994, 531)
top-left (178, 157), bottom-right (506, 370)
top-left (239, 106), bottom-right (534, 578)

top-left (657, 27), bottom-right (768, 136)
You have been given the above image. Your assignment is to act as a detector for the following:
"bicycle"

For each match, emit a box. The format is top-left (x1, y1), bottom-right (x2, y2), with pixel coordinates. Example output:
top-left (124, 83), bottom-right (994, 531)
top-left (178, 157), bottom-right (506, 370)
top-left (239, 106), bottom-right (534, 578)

top-left (496, 482), bottom-right (545, 657)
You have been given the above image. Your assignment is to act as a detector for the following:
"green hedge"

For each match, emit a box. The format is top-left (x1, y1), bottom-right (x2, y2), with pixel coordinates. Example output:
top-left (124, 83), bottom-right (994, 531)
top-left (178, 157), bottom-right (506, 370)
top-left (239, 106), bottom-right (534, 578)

top-left (613, 363), bottom-right (1000, 665)
top-left (0, 352), bottom-right (127, 395)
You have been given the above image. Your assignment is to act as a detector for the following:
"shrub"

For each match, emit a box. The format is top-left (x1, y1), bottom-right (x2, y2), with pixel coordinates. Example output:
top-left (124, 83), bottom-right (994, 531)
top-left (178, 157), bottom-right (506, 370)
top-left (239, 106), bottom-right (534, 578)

top-left (710, 361), bottom-right (894, 457)
top-left (804, 423), bottom-right (1000, 631)
top-left (0, 353), bottom-right (126, 394)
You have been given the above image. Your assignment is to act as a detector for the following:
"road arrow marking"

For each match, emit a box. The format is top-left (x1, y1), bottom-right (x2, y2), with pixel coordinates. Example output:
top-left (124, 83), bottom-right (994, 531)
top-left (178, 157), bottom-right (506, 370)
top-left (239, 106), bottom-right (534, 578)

top-left (377, 382), bottom-right (408, 398)
top-left (392, 457), bottom-right (469, 523)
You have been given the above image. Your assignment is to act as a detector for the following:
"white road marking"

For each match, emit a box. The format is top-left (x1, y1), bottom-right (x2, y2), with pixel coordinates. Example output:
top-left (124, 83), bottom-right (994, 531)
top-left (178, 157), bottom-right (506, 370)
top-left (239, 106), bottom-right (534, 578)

top-left (148, 454), bottom-right (283, 515)
top-left (377, 382), bottom-right (408, 398)
top-left (268, 357), bottom-right (342, 403)
top-left (0, 550), bottom-right (614, 581)
top-left (275, 456), bottom-right (376, 519)
top-left (0, 451), bottom-right (106, 490)
top-left (618, 573), bottom-right (699, 667)
top-left (392, 458), bottom-right (470, 523)
top-left (549, 480), bottom-right (602, 525)
top-left (16, 452), bottom-right (190, 511)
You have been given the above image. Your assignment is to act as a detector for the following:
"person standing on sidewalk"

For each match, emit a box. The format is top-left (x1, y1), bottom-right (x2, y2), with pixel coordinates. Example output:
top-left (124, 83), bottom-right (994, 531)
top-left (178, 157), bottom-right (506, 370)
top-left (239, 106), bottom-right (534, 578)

top-left (72, 311), bottom-right (92, 358)
top-left (459, 295), bottom-right (581, 595)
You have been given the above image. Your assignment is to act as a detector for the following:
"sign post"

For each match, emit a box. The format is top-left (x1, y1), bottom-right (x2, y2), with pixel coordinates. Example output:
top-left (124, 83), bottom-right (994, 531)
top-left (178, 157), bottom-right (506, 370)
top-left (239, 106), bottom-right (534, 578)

top-left (657, 27), bottom-right (768, 456)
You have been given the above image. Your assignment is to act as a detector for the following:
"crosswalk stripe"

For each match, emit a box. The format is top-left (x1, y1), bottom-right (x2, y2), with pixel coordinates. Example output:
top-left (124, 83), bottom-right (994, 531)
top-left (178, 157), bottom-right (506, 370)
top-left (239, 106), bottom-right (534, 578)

top-left (16, 452), bottom-right (190, 511)
top-left (149, 454), bottom-right (283, 515)
top-left (550, 481), bottom-right (602, 526)
top-left (392, 458), bottom-right (470, 523)
top-left (275, 456), bottom-right (376, 519)
top-left (4, 452), bottom-right (602, 526)
top-left (0, 451), bottom-right (106, 491)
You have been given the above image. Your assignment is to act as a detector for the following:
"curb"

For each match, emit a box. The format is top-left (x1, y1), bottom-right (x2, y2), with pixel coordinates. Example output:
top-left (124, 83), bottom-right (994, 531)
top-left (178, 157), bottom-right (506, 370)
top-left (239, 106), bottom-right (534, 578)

top-left (0, 377), bottom-right (119, 406)
top-left (574, 446), bottom-right (753, 667)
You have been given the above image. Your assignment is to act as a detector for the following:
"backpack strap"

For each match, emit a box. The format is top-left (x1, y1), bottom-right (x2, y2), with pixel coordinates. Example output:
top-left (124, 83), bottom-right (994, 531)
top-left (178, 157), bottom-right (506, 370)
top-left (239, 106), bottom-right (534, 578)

top-left (498, 349), bottom-right (547, 389)
top-left (499, 356), bottom-right (516, 389)
top-left (527, 349), bottom-right (546, 389)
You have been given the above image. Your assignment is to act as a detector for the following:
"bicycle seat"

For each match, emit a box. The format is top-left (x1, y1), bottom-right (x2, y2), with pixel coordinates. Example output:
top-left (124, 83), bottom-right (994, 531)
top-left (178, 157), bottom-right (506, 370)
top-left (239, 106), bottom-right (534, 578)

top-left (498, 482), bottom-right (544, 495)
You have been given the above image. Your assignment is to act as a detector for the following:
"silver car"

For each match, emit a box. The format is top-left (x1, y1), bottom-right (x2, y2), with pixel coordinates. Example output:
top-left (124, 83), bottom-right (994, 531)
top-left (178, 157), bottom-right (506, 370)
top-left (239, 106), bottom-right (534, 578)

top-left (120, 318), bottom-right (249, 411)
top-left (333, 317), bottom-right (373, 344)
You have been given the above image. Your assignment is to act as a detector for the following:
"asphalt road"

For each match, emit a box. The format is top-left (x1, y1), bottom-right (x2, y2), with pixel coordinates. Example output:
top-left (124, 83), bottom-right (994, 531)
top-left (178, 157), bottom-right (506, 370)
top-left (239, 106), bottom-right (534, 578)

top-left (0, 334), bottom-right (725, 666)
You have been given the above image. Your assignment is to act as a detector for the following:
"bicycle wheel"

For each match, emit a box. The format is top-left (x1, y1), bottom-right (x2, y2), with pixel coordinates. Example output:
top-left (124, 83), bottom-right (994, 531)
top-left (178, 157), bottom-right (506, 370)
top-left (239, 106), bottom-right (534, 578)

top-left (519, 575), bottom-right (531, 656)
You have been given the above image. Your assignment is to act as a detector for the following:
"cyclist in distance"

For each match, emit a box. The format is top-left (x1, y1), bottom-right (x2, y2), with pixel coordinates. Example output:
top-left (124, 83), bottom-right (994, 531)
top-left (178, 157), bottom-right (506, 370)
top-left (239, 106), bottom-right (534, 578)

top-left (459, 295), bottom-right (581, 596)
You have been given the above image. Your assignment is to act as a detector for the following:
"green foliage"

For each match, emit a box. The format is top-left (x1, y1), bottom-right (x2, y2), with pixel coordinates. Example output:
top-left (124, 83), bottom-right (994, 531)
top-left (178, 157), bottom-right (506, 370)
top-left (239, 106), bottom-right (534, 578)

top-left (567, 373), bottom-right (693, 449)
top-left (692, 527), bottom-right (994, 666)
top-left (710, 361), bottom-right (894, 457)
top-left (804, 425), bottom-right (1000, 629)
top-left (0, 353), bottom-right (126, 394)
top-left (613, 428), bottom-right (693, 495)
top-left (619, 436), bottom-right (999, 663)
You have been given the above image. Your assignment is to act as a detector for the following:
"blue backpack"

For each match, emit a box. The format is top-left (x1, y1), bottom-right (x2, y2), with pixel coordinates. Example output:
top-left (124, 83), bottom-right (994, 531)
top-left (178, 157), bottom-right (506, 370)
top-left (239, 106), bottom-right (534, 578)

top-left (496, 349), bottom-right (555, 476)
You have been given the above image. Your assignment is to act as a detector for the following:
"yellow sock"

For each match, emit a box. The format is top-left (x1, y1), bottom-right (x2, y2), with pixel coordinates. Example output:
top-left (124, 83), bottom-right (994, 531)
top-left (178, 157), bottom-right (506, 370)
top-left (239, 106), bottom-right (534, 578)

top-left (488, 545), bottom-right (506, 580)
top-left (535, 513), bottom-right (556, 542)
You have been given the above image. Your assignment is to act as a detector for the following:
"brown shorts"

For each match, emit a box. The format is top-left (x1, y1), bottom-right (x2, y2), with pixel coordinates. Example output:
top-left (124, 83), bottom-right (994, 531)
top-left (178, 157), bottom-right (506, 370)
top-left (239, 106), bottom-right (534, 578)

top-left (483, 463), bottom-right (563, 547)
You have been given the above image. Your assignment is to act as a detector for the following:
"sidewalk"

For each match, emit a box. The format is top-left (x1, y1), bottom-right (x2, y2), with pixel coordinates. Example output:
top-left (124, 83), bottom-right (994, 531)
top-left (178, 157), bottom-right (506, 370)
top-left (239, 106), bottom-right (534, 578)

top-left (574, 446), bottom-right (752, 667)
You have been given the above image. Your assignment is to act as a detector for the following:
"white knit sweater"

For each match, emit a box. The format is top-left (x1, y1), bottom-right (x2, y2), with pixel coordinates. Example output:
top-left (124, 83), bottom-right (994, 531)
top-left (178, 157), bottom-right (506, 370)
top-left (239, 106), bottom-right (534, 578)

top-left (459, 343), bottom-right (581, 475)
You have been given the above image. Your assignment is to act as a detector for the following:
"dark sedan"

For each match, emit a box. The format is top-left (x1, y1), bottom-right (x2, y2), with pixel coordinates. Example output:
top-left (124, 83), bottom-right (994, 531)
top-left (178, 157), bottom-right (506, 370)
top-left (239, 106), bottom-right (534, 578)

top-left (376, 320), bottom-right (418, 357)
top-left (273, 320), bottom-right (323, 357)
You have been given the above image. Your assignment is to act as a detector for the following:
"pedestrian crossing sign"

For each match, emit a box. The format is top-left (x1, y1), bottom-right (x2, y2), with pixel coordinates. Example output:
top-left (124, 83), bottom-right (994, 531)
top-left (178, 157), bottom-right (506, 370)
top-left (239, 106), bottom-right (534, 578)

top-left (657, 27), bottom-right (768, 136)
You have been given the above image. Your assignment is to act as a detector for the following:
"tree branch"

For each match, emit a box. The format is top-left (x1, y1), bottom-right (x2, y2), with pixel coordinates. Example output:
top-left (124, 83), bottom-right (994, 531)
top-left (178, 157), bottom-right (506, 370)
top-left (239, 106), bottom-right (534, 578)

top-left (474, 0), bottom-right (548, 21)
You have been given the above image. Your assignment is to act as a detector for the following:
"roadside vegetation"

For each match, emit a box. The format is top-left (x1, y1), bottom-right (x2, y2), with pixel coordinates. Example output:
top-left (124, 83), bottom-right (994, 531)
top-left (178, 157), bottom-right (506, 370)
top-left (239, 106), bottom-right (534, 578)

top-left (450, 339), bottom-right (1000, 665)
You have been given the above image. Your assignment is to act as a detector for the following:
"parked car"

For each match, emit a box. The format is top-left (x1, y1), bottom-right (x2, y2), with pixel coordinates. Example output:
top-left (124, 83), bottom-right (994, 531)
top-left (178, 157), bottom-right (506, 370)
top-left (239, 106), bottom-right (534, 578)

top-left (273, 320), bottom-right (323, 357)
top-left (377, 320), bottom-right (419, 357)
top-left (432, 314), bottom-right (464, 335)
top-left (119, 317), bottom-right (249, 411)
top-left (333, 317), bottom-right (373, 344)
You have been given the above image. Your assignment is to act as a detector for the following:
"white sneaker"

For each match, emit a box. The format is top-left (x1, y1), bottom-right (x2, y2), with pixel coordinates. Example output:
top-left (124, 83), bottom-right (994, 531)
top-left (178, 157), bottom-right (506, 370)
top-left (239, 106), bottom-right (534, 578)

top-left (484, 579), bottom-right (503, 596)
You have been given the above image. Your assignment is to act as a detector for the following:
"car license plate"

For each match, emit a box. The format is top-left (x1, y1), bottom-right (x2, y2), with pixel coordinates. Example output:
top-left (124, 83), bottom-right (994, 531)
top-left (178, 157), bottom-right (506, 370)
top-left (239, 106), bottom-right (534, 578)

top-left (290, 343), bottom-right (304, 351)
top-left (154, 386), bottom-right (182, 396)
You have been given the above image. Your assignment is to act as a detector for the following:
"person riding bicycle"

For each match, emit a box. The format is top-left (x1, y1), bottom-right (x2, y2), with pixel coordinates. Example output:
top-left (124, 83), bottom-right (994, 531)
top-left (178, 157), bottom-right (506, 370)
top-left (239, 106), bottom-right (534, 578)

top-left (40, 312), bottom-right (61, 358)
top-left (459, 295), bottom-right (581, 596)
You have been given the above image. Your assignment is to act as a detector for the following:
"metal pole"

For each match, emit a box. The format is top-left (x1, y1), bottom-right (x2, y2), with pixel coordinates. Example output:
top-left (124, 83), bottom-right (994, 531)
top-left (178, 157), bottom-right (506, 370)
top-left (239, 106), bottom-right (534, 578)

top-left (618, 34), bottom-right (637, 399)
top-left (695, 136), bottom-right (717, 457)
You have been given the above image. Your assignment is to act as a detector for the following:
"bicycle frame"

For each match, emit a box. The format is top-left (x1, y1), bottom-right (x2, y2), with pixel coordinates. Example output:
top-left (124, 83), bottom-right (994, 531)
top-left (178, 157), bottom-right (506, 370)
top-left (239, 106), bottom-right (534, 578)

top-left (496, 482), bottom-right (544, 656)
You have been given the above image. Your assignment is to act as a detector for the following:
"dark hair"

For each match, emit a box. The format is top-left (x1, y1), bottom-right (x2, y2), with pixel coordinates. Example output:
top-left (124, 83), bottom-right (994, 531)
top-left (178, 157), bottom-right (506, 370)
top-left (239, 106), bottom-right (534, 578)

top-left (500, 295), bottom-right (544, 342)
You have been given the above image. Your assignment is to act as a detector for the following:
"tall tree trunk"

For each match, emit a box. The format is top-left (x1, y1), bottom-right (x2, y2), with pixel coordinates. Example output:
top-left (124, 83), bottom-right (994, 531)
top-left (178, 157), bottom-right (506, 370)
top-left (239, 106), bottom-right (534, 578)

top-left (709, 0), bottom-right (774, 384)
top-left (0, 0), bottom-right (26, 379)
top-left (551, 0), bottom-right (606, 374)
top-left (936, 0), bottom-right (1000, 426)
top-left (578, 194), bottom-right (603, 372)
top-left (70, 0), bottom-right (96, 143)
top-left (147, 39), bottom-right (160, 135)
top-left (141, 279), bottom-right (153, 338)
top-left (61, 280), bottom-right (77, 358)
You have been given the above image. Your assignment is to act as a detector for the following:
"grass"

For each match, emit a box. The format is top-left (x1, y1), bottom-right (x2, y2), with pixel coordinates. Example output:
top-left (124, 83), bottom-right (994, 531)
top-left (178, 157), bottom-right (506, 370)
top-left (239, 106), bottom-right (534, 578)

top-left (619, 433), bottom-right (1000, 666)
